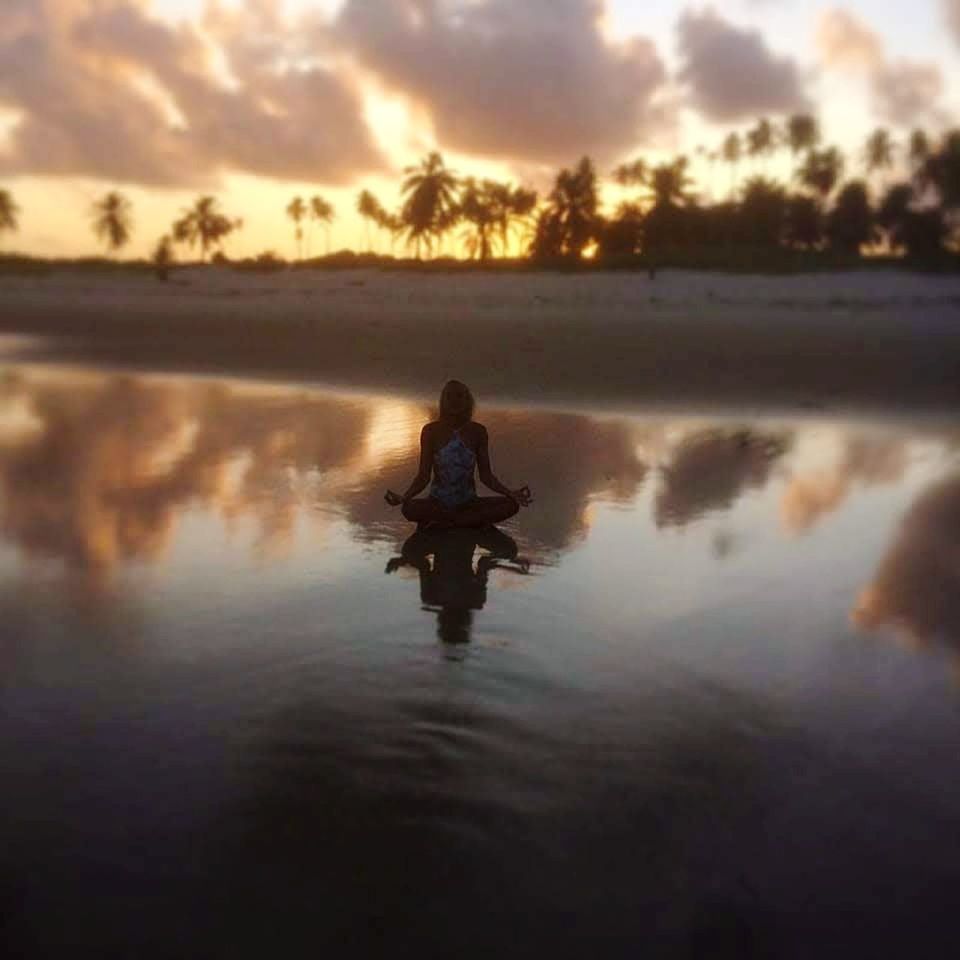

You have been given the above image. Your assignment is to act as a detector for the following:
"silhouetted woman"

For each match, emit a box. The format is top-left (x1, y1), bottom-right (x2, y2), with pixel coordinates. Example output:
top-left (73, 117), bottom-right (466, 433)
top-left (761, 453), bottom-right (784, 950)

top-left (384, 380), bottom-right (532, 529)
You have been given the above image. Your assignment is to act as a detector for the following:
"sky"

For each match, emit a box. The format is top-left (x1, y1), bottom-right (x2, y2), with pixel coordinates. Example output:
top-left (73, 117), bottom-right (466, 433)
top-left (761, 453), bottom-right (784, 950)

top-left (1, 0), bottom-right (959, 258)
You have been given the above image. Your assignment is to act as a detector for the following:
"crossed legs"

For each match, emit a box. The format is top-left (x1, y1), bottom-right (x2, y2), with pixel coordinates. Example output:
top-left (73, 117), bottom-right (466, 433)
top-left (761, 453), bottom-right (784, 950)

top-left (402, 496), bottom-right (519, 529)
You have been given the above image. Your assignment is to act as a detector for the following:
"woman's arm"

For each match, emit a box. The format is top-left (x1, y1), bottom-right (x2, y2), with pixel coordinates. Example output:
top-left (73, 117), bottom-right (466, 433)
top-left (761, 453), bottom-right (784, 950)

top-left (385, 424), bottom-right (433, 506)
top-left (476, 426), bottom-right (533, 506)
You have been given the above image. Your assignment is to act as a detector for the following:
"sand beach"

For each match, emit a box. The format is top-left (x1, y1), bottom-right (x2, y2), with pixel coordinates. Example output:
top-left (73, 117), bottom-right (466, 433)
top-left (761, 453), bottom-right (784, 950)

top-left (1, 266), bottom-right (959, 412)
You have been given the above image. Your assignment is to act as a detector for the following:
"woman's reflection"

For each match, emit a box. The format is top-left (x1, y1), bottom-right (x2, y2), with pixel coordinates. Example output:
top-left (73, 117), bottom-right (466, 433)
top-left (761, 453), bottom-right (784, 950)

top-left (386, 526), bottom-right (529, 646)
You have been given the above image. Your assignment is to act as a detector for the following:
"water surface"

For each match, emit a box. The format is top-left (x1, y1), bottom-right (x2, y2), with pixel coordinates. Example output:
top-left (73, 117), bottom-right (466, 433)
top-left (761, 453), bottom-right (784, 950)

top-left (2, 364), bottom-right (959, 957)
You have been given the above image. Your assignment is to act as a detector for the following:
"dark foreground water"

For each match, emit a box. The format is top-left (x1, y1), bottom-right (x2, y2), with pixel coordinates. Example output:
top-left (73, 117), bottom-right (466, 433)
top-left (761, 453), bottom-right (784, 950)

top-left (1, 363), bottom-right (959, 958)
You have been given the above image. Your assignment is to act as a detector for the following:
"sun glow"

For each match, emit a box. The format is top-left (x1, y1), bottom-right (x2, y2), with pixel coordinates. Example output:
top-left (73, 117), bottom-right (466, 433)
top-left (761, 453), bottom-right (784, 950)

top-left (0, 109), bottom-right (23, 148)
top-left (362, 401), bottom-right (427, 467)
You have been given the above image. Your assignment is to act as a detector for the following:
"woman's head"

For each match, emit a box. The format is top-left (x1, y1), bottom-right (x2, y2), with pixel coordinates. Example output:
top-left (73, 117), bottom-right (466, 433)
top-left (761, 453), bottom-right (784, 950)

top-left (439, 380), bottom-right (475, 424)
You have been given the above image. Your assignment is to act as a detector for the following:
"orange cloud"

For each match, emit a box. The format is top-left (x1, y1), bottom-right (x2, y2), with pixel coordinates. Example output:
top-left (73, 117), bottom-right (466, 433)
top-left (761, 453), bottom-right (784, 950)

top-left (815, 8), bottom-right (946, 127)
top-left (0, 0), bottom-right (383, 186)
top-left (335, 0), bottom-right (669, 166)
top-left (816, 9), bottom-right (884, 69)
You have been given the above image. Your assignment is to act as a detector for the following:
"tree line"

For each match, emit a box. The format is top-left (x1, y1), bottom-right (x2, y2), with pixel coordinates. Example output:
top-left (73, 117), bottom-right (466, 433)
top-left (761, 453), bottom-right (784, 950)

top-left (1, 113), bottom-right (959, 270)
top-left (536, 118), bottom-right (959, 266)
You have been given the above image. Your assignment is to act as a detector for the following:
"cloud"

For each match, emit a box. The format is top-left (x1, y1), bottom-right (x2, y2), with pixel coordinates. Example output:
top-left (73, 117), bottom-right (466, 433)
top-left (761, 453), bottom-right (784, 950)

top-left (815, 8), bottom-right (883, 69)
top-left (946, 0), bottom-right (960, 45)
top-left (816, 8), bottom-right (946, 127)
top-left (0, 0), bottom-right (383, 187)
top-left (870, 60), bottom-right (944, 128)
top-left (676, 7), bottom-right (810, 123)
top-left (334, 0), bottom-right (668, 165)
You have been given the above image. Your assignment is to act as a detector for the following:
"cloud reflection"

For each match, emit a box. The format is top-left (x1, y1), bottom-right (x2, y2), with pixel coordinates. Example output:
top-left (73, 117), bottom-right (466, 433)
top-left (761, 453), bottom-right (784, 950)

top-left (781, 434), bottom-right (907, 534)
top-left (654, 428), bottom-right (791, 529)
top-left (0, 371), bottom-right (660, 592)
top-left (0, 370), bottom-right (369, 592)
top-left (340, 409), bottom-right (652, 554)
top-left (853, 473), bottom-right (960, 659)
top-left (6, 367), bottom-right (938, 612)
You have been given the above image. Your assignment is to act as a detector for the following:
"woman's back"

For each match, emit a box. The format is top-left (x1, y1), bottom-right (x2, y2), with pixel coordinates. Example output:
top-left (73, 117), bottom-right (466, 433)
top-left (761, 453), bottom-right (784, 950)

top-left (429, 423), bottom-right (477, 508)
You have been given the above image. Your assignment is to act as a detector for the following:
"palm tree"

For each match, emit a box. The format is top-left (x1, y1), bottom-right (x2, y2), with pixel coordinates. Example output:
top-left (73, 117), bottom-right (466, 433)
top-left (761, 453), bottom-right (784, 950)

top-left (377, 210), bottom-right (404, 257)
top-left (309, 195), bottom-right (335, 255)
top-left (876, 183), bottom-right (914, 253)
top-left (356, 190), bottom-right (380, 252)
top-left (864, 129), bottom-right (895, 194)
top-left (703, 150), bottom-right (721, 202)
top-left (458, 178), bottom-right (497, 261)
top-left (434, 205), bottom-right (462, 257)
top-left (798, 147), bottom-right (844, 201)
top-left (400, 152), bottom-right (459, 258)
top-left (877, 182), bottom-right (946, 259)
top-left (172, 196), bottom-right (238, 262)
top-left (786, 114), bottom-right (820, 159)
top-left (601, 202), bottom-right (645, 259)
top-left (746, 119), bottom-right (776, 173)
top-left (784, 194), bottom-right (823, 250)
top-left (502, 185), bottom-right (537, 257)
top-left (91, 191), bottom-right (133, 254)
top-left (722, 133), bottom-right (742, 199)
top-left (740, 177), bottom-right (788, 247)
top-left (826, 181), bottom-right (876, 254)
top-left (612, 159), bottom-right (648, 189)
top-left (0, 189), bottom-right (19, 246)
top-left (531, 156), bottom-right (599, 261)
top-left (921, 130), bottom-right (960, 212)
top-left (908, 129), bottom-right (930, 176)
top-left (649, 157), bottom-right (693, 208)
top-left (151, 234), bottom-right (174, 282)
top-left (286, 196), bottom-right (306, 261)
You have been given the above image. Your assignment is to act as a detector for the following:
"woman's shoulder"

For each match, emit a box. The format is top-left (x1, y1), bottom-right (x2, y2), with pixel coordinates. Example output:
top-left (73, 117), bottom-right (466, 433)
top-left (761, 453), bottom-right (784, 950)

top-left (462, 421), bottom-right (487, 442)
top-left (425, 420), bottom-right (486, 445)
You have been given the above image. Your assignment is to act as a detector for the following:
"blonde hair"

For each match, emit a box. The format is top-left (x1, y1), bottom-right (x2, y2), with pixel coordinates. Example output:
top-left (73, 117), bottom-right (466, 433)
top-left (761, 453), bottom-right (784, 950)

top-left (438, 380), bottom-right (475, 423)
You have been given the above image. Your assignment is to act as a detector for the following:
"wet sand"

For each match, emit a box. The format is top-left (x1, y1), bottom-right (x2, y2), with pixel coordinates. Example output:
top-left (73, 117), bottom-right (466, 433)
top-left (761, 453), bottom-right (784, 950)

top-left (1, 267), bottom-right (959, 412)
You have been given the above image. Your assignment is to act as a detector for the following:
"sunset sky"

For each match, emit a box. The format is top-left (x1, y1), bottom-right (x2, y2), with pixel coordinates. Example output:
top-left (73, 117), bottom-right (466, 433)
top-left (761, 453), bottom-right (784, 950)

top-left (1, 0), bottom-right (959, 258)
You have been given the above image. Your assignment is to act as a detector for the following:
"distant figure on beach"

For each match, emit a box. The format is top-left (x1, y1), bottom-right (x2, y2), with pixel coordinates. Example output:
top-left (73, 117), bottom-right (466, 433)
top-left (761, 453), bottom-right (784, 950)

top-left (386, 526), bottom-right (529, 645)
top-left (384, 380), bottom-right (533, 529)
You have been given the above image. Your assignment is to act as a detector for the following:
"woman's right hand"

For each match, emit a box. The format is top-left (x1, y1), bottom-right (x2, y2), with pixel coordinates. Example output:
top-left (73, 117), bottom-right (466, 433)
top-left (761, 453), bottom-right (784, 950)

top-left (511, 486), bottom-right (533, 507)
top-left (384, 490), bottom-right (404, 507)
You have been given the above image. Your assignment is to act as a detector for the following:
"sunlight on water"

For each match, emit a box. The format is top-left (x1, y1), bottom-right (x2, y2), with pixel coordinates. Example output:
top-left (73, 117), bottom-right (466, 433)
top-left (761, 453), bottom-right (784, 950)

top-left (2, 362), bottom-right (959, 954)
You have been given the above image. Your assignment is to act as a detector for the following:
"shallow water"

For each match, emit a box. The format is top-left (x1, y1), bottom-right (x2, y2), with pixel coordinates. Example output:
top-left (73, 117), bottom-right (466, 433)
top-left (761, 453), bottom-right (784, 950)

top-left (1, 363), bottom-right (959, 957)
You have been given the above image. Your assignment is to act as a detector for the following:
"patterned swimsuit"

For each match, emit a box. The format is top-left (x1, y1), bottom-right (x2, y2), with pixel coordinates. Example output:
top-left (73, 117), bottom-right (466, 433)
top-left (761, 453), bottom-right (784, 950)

top-left (430, 430), bottom-right (477, 508)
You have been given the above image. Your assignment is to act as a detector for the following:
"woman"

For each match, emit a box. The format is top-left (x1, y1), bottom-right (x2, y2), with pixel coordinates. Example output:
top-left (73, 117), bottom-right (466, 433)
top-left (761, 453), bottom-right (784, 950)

top-left (384, 380), bottom-right (532, 529)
